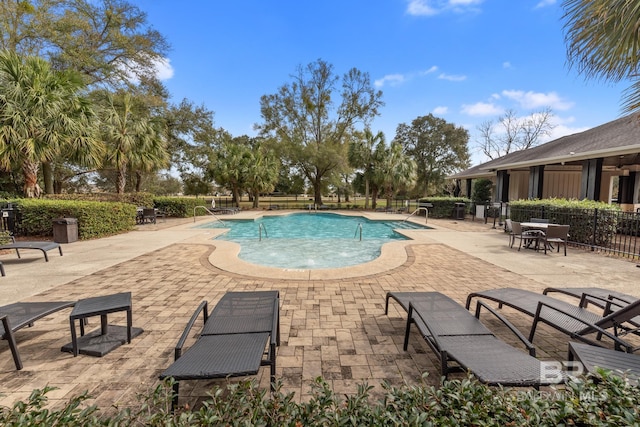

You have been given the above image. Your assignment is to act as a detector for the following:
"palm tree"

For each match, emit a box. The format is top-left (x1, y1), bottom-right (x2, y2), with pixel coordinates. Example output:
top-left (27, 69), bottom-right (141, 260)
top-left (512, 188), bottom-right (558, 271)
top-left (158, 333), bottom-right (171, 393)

top-left (348, 128), bottom-right (384, 209)
top-left (0, 51), bottom-right (101, 197)
top-left (373, 141), bottom-right (417, 208)
top-left (563, 0), bottom-right (640, 113)
top-left (246, 148), bottom-right (279, 208)
top-left (99, 92), bottom-right (167, 193)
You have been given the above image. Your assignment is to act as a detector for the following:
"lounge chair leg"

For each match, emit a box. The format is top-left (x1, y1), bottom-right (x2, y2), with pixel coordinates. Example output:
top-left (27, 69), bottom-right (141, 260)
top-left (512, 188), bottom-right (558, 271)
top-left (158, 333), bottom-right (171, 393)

top-left (403, 305), bottom-right (414, 351)
top-left (171, 382), bottom-right (179, 413)
top-left (2, 317), bottom-right (22, 370)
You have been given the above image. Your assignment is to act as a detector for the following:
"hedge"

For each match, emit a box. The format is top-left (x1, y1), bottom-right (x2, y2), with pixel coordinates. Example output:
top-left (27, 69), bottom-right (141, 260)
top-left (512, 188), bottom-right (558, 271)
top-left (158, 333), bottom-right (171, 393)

top-left (8, 198), bottom-right (136, 239)
top-left (418, 197), bottom-right (471, 218)
top-left (1, 372), bottom-right (638, 426)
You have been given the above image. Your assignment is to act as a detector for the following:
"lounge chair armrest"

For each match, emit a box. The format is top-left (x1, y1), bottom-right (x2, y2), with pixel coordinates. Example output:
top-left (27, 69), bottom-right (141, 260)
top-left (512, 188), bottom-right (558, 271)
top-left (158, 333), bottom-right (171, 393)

top-left (474, 300), bottom-right (536, 356)
top-left (174, 301), bottom-right (208, 360)
top-left (533, 301), bottom-right (632, 351)
top-left (577, 292), bottom-right (626, 311)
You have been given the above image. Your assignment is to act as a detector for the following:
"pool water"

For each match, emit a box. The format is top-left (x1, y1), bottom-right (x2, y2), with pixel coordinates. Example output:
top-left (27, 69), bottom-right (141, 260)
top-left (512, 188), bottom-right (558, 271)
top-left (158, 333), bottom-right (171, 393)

top-left (197, 212), bottom-right (428, 269)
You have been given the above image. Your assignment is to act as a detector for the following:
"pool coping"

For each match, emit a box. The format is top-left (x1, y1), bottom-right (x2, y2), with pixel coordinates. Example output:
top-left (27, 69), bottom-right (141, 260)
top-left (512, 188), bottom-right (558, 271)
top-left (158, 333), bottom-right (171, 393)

top-left (189, 210), bottom-right (440, 280)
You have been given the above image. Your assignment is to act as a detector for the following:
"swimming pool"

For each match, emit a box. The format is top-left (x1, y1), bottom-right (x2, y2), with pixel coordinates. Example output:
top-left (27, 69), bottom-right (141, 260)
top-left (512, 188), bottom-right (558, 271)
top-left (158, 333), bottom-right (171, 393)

top-left (196, 212), bottom-right (429, 269)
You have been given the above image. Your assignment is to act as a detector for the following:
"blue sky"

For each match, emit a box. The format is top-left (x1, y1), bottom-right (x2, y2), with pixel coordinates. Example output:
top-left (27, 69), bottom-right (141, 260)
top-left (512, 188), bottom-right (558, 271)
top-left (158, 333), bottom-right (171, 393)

top-left (133, 0), bottom-right (630, 165)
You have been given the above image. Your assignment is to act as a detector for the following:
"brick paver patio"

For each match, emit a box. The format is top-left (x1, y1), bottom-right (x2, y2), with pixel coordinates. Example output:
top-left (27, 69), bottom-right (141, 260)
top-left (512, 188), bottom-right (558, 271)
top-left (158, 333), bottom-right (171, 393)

top-left (0, 216), bottom-right (638, 413)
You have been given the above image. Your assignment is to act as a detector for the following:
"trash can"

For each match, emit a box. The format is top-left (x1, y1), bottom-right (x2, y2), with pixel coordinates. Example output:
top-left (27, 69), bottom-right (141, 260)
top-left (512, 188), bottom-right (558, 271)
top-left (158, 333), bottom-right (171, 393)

top-left (52, 218), bottom-right (78, 243)
top-left (453, 202), bottom-right (466, 220)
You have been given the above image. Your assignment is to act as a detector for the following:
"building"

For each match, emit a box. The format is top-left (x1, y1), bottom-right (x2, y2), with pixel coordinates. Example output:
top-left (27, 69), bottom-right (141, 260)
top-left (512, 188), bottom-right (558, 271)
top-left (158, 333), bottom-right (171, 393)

top-left (451, 115), bottom-right (640, 212)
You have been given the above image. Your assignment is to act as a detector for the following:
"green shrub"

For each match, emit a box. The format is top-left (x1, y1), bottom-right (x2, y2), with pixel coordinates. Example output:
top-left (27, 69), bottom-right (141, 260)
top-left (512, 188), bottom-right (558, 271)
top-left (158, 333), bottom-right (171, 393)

top-left (9, 198), bottom-right (136, 239)
top-left (3, 372), bottom-right (637, 426)
top-left (418, 197), bottom-right (471, 218)
top-left (153, 196), bottom-right (211, 218)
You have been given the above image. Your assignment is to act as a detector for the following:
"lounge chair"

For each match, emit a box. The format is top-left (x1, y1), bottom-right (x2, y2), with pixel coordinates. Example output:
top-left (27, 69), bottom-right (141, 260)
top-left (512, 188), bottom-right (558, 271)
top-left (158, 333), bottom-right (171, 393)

top-left (386, 291), bottom-right (560, 387)
top-left (159, 291), bottom-right (280, 410)
top-left (0, 260), bottom-right (4, 276)
top-left (568, 342), bottom-right (640, 384)
top-left (0, 236), bottom-right (63, 262)
top-left (1, 301), bottom-right (75, 369)
top-left (465, 288), bottom-right (640, 352)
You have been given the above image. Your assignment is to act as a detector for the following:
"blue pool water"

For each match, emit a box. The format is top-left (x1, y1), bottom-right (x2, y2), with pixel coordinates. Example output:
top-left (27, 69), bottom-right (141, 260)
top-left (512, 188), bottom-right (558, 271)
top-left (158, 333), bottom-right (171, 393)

top-left (196, 212), bottom-right (428, 269)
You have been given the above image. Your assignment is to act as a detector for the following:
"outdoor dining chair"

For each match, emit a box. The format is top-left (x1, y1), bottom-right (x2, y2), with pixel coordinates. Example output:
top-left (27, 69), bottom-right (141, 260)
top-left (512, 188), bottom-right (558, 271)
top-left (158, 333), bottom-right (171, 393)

top-left (509, 221), bottom-right (543, 251)
top-left (540, 224), bottom-right (570, 255)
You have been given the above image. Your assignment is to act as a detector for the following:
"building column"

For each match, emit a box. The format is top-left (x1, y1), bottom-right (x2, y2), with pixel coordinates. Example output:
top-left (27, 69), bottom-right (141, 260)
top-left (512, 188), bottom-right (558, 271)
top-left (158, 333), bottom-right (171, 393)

top-left (580, 158), bottom-right (603, 201)
top-left (528, 165), bottom-right (544, 199)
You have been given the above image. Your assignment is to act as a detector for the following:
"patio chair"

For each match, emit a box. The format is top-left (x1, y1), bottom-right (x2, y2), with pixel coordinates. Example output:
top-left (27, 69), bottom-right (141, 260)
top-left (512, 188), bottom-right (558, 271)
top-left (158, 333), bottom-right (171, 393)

top-left (568, 342), bottom-right (640, 384)
top-left (1, 301), bottom-right (75, 369)
top-left (159, 291), bottom-right (280, 411)
top-left (509, 221), bottom-right (542, 251)
top-left (465, 287), bottom-right (640, 352)
top-left (386, 291), bottom-right (561, 387)
top-left (540, 224), bottom-right (569, 255)
top-left (141, 208), bottom-right (157, 224)
top-left (0, 236), bottom-right (62, 262)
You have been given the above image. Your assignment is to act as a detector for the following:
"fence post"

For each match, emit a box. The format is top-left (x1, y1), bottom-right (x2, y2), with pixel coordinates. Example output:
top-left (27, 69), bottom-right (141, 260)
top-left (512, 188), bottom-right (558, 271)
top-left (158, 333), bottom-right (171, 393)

top-left (591, 208), bottom-right (598, 251)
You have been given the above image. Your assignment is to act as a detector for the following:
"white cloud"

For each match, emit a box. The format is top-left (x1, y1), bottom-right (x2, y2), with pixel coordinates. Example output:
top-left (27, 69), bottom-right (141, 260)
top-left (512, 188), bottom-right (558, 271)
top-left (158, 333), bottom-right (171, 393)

top-left (501, 90), bottom-right (574, 111)
top-left (461, 102), bottom-right (503, 116)
top-left (374, 73), bottom-right (406, 88)
top-left (153, 57), bottom-right (174, 81)
top-left (534, 0), bottom-right (556, 9)
top-left (406, 0), bottom-right (483, 16)
top-left (433, 106), bottom-right (448, 115)
top-left (421, 65), bottom-right (439, 74)
top-left (438, 73), bottom-right (467, 82)
top-left (502, 61), bottom-right (512, 69)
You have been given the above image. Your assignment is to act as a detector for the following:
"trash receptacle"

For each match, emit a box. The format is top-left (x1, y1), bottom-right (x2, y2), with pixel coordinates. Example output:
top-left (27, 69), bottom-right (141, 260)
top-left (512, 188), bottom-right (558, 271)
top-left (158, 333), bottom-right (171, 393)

top-left (52, 218), bottom-right (78, 243)
top-left (453, 203), bottom-right (466, 220)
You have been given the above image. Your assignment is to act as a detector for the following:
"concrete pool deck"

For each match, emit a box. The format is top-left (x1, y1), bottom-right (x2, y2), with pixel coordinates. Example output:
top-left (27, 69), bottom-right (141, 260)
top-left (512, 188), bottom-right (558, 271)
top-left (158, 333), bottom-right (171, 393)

top-left (0, 210), bottom-right (639, 411)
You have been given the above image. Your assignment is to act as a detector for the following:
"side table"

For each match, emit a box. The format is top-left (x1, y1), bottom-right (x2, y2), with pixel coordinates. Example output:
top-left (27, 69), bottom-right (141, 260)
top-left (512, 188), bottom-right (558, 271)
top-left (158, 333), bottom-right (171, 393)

top-left (61, 292), bottom-right (143, 357)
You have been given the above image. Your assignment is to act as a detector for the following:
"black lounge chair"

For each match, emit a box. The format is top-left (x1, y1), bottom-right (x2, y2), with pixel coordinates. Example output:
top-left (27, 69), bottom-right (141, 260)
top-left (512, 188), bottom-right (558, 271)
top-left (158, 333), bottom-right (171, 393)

top-left (465, 288), bottom-right (640, 352)
top-left (0, 236), bottom-right (62, 262)
top-left (1, 301), bottom-right (75, 369)
top-left (386, 291), bottom-right (560, 387)
top-left (159, 291), bottom-right (280, 410)
top-left (568, 342), bottom-right (640, 384)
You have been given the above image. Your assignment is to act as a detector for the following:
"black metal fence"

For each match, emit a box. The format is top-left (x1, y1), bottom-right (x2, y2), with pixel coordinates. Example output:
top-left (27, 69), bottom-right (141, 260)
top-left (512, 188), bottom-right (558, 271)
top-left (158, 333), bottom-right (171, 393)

top-left (508, 204), bottom-right (640, 260)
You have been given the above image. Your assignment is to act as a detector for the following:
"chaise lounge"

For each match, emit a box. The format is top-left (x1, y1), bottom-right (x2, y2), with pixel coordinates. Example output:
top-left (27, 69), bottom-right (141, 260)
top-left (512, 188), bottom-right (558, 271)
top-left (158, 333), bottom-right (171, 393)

top-left (465, 288), bottom-right (640, 352)
top-left (159, 290), bottom-right (280, 410)
top-left (1, 301), bottom-right (75, 369)
top-left (0, 236), bottom-right (63, 262)
top-left (386, 291), bottom-right (561, 387)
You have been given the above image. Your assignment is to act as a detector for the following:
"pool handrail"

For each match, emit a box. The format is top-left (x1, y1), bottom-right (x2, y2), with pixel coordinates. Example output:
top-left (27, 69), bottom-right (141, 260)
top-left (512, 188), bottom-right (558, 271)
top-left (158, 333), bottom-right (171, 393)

top-left (194, 206), bottom-right (225, 225)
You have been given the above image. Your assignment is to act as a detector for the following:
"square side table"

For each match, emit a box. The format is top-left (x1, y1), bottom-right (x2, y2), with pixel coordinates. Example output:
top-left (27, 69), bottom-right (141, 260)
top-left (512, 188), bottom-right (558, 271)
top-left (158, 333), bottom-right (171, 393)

top-left (62, 292), bottom-right (143, 357)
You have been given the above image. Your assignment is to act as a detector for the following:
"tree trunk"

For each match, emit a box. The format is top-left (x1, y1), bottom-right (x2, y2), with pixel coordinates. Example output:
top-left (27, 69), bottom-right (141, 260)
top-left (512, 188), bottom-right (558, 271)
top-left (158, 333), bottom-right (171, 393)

top-left (313, 176), bottom-right (323, 206)
top-left (252, 191), bottom-right (260, 208)
top-left (116, 164), bottom-right (127, 194)
top-left (22, 160), bottom-right (41, 198)
top-left (135, 171), bottom-right (142, 192)
top-left (42, 162), bottom-right (54, 194)
top-left (364, 179), bottom-right (370, 209)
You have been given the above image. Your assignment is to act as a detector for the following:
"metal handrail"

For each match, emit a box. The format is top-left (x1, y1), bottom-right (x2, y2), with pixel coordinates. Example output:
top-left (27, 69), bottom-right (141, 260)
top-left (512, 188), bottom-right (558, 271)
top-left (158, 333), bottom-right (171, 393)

top-left (403, 207), bottom-right (429, 224)
top-left (193, 206), bottom-right (225, 225)
top-left (354, 223), bottom-right (362, 241)
top-left (259, 223), bottom-right (268, 241)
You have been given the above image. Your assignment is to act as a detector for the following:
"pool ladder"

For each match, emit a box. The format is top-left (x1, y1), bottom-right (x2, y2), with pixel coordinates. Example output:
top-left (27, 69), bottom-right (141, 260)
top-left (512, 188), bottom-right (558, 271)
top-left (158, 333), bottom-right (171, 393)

top-left (259, 223), bottom-right (268, 241)
top-left (354, 223), bottom-right (362, 241)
